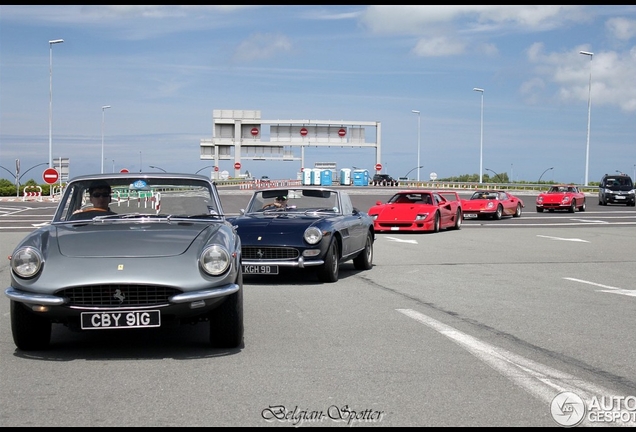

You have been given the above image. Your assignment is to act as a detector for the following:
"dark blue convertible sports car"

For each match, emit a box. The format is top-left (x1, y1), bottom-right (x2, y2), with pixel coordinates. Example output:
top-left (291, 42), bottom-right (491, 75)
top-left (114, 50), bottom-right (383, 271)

top-left (228, 187), bottom-right (375, 283)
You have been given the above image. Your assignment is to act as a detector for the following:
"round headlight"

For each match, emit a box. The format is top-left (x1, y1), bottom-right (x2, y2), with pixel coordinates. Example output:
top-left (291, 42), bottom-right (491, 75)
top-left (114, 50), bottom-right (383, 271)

top-left (304, 226), bottom-right (323, 245)
top-left (199, 245), bottom-right (231, 276)
top-left (11, 246), bottom-right (43, 278)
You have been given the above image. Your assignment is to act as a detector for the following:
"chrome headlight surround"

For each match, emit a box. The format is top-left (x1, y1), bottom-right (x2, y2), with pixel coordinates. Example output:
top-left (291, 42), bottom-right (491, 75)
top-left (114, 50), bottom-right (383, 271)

top-left (11, 246), bottom-right (44, 279)
top-left (304, 227), bottom-right (323, 245)
top-left (199, 245), bottom-right (231, 276)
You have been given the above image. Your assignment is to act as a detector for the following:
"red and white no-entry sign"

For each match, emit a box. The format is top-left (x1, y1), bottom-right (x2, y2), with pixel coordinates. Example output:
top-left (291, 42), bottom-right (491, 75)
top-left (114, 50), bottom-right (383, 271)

top-left (234, 162), bottom-right (241, 170)
top-left (214, 166), bottom-right (219, 172)
top-left (42, 167), bottom-right (59, 184)
top-left (120, 168), bottom-right (129, 173)
top-left (374, 163), bottom-right (382, 171)
top-left (300, 127), bottom-right (308, 137)
top-left (338, 128), bottom-right (346, 137)
top-left (251, 127), bottom-right (259, 136)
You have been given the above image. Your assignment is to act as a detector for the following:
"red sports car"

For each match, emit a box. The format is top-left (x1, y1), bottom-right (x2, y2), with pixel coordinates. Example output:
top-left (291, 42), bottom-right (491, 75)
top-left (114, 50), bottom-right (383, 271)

top-left (461, 190), bottom-right (524, 220)
top-left (367, 190), bottom-right (462, 233)
top-left (536, 184), bottom-right (586, 212)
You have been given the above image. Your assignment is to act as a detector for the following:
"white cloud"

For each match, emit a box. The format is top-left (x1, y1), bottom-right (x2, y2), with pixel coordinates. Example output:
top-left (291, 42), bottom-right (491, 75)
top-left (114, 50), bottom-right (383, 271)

top-left (232, 33), bottom-right (293, 63)
top-left (606, 17), bottom-right (636, 41)
top-left (412, 36), bottom-right (465, 57)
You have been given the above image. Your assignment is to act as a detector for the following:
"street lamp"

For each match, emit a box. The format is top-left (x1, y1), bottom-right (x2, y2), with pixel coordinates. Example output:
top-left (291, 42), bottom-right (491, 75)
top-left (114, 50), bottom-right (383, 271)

top-left (49, 39), bottom-right (64, 171)
top-left (402, 166), bottom-right (423, 180)
top-left (580, 50), bottom-right (593, 186)
top-left (411, 110), bottom-right (421, 182)
top-left (101, 105), bottom-right (111, 173)
top-left (195, 165), bottom-right (216, 175)
top-left (473, 88), bottom-right (484, 183)
top-left (139, 151), bottom-right (142, 172)
top-left (484, 167), bottom-right (503, 183)
top-left (149, 165), bottom-right (167, 172)
top-left (538, 167), bottom-right (554, 184)
top-left (112, 159), bottom-right (115, 173)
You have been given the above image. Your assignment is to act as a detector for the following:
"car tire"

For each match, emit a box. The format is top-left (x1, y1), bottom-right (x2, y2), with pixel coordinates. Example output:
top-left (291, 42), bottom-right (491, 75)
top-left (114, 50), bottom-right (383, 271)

top-left (494, 205), bottom-right (503, 220)
top-left (317, 240), bottom-right (339, 283)
top-left (10, 300), bottom-right (51, 351)
top-left (208, 271), bottom-right (244, 348)
top-left (451, 208), bottom-right (462, 229)
top-left (513, 203), bottom-right (522, 217)
top-left (568, 201), bottom-right (576, 213)
top-left (536, 207), bottom-right (544, 213)
top-left (353, 231), bottom-right (373, 270)
top-left (579, 199), bottom-right (586, 212)
top-left (431, 212), bottom-right (441, 233)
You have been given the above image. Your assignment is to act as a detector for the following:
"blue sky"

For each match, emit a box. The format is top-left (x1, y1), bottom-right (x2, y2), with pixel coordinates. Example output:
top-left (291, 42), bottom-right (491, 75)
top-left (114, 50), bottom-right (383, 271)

top-left (1, 5), bottom-right (635, 184)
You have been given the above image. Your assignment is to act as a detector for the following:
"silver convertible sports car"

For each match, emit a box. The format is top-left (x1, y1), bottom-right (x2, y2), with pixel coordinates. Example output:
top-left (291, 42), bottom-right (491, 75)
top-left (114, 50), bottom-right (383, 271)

top-left (228, 187), bottom-right (375, 283)
top-left (5, 173), bottom-right (243, 351)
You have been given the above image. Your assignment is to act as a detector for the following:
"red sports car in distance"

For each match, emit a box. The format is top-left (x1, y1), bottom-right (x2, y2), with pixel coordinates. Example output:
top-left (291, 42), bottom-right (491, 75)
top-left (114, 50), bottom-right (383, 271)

top-left (536, 184), bottom-right (586, 213)
top-left (367, 190), bottom-right (463, 233)
top-left (461, 190), bottom-right (524, 220)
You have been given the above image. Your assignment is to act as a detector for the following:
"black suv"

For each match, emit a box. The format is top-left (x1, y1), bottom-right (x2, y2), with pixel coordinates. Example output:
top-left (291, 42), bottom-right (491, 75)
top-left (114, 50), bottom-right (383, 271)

top-left (598, 173), bottom-right (635, 206)
top-left (372, 174), bottom-right (398, 186)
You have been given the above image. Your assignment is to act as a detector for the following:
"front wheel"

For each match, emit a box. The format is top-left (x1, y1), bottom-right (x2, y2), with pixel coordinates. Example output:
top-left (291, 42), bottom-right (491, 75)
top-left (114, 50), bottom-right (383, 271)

top-left (568, 201), bottom-right (576, 213)
top-left (493, 205), bottom-right (503, 220)
top-left (208, 271), bottom-right (244, 348)
top-left (11, 300), bottom-right (52, 351)
top-left (317, 240), bottom-right (339, 283)
top-left (579, 199), bottom-right (586, 212)
top-left (536, 207), bottom-right (544, 213)
top-left (513, 203), bottom-right (522, 217)
top-left (353, 231), bottom-right (373, 270)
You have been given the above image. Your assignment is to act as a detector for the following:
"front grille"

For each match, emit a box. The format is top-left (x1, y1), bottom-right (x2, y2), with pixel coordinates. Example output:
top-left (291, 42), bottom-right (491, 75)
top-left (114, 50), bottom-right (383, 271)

top-left (58, 285), bottom-right (182, 307)
top-left (242, 246), bottom-right (299, 260)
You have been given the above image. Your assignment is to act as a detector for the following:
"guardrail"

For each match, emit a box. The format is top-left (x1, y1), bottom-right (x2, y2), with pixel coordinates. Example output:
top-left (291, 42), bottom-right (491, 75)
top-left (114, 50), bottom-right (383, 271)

top-left (213, 179), bottom-right (600, 194)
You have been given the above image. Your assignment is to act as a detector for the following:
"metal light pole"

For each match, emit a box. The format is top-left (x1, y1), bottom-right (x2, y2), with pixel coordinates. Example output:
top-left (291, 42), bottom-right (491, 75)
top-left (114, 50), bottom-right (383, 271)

top-left (149, 165), bottom-right (167, 172)
top-left (112, 159), bottom-right (115, 173)
top-left (580, 51), bottom-right (593, 186)
top-left (538, 167), bottom-right (554, 184)
top-left (101, 105), bottom-right (111, 173)
top-left (139, 151), bottom-right (142, 172)
top-left (411, 110), bottom-right (421, 182)
top-left (48, 39), bottom-right (64, 171)
top-left (473, 88), bottom-right (484, 183)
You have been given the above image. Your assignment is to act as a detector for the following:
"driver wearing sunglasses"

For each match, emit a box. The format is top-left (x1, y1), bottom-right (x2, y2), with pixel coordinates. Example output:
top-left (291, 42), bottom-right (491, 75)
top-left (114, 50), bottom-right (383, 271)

top-left (70, 181), bottom-right (116, 220)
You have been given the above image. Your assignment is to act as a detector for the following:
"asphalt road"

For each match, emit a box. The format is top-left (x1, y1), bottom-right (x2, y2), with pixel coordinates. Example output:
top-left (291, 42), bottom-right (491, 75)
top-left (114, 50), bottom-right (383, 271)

top-left (1, 187), bottom-right (636, 426)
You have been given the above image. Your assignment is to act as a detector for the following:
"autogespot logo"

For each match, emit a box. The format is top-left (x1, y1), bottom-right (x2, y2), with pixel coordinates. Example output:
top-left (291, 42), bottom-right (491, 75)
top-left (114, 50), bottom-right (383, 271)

top-left (551, 391), bottom-right (586, 427)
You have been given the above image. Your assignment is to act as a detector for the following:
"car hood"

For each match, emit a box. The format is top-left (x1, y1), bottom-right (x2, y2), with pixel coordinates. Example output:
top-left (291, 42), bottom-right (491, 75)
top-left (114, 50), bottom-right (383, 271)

top-left (369, 204), bottom-right (432, 217)
top-left (56, 222), bottom-right (211, 258)
top-left (230, 214), bottom-right (328, 241)
top-left (461, 199), bottom-right (494, 210)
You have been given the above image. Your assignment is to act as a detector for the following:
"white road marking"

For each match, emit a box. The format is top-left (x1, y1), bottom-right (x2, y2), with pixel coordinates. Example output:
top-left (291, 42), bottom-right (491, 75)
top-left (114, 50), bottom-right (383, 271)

top-left (537, 235), bottom-right (589, 242)
top-left (397, 308), bottom-right (634, 426)
top-left (384, 236), bottom-right (418, 244)
top-left (563, 278), bottom-right (636, 297)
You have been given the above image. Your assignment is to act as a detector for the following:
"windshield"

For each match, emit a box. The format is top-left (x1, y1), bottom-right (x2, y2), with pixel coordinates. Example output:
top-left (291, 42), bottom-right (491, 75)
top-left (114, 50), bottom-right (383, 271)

top-left (54, 176), bottom-right (223, 222)
top-left (245, 189), bottom-right (340, 214)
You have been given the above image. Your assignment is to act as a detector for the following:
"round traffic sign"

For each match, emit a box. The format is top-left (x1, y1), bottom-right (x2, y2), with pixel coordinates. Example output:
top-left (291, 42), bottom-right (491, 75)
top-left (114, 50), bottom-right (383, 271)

top-left (251, 127), bottom-right (259, 136)
top-left (120, 168), bottom-right (129, 173)
top-left (338, 128), bottom-right (346, 137)
top-left (374, 163), bottom-right (382, 171)
top-left (42, 167), bottom-right (59, 184)
top-left (234, 162), bottom-right (241, 170)
top-left (214, 166), bottom-right (219, 172)
top-left (430, 172), bottom-right (438, 181)
top-left (300, 127), bottom-right (308, 137)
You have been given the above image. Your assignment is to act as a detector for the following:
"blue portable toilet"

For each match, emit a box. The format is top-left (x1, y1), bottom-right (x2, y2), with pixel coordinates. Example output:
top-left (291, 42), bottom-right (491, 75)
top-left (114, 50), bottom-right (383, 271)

top-left (352, 169), bottom-right (369, 187)
top-left (340, 168), bottom-right (351, 185)
top-left (320, 169), bottom-right (332, 186)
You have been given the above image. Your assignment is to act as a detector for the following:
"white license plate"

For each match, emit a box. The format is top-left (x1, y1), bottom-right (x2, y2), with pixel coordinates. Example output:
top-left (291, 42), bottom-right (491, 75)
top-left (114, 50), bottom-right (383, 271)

top-left (616, 196), bottom-right (625, 199)
top-left (81, 310), bottom-right (160, 330)
top-left (390, 226), bottom-right (400, 231)
top-left (464, 213), bottom-right (477, 218)
top-left (242, 264), bottom-right (279, 275)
